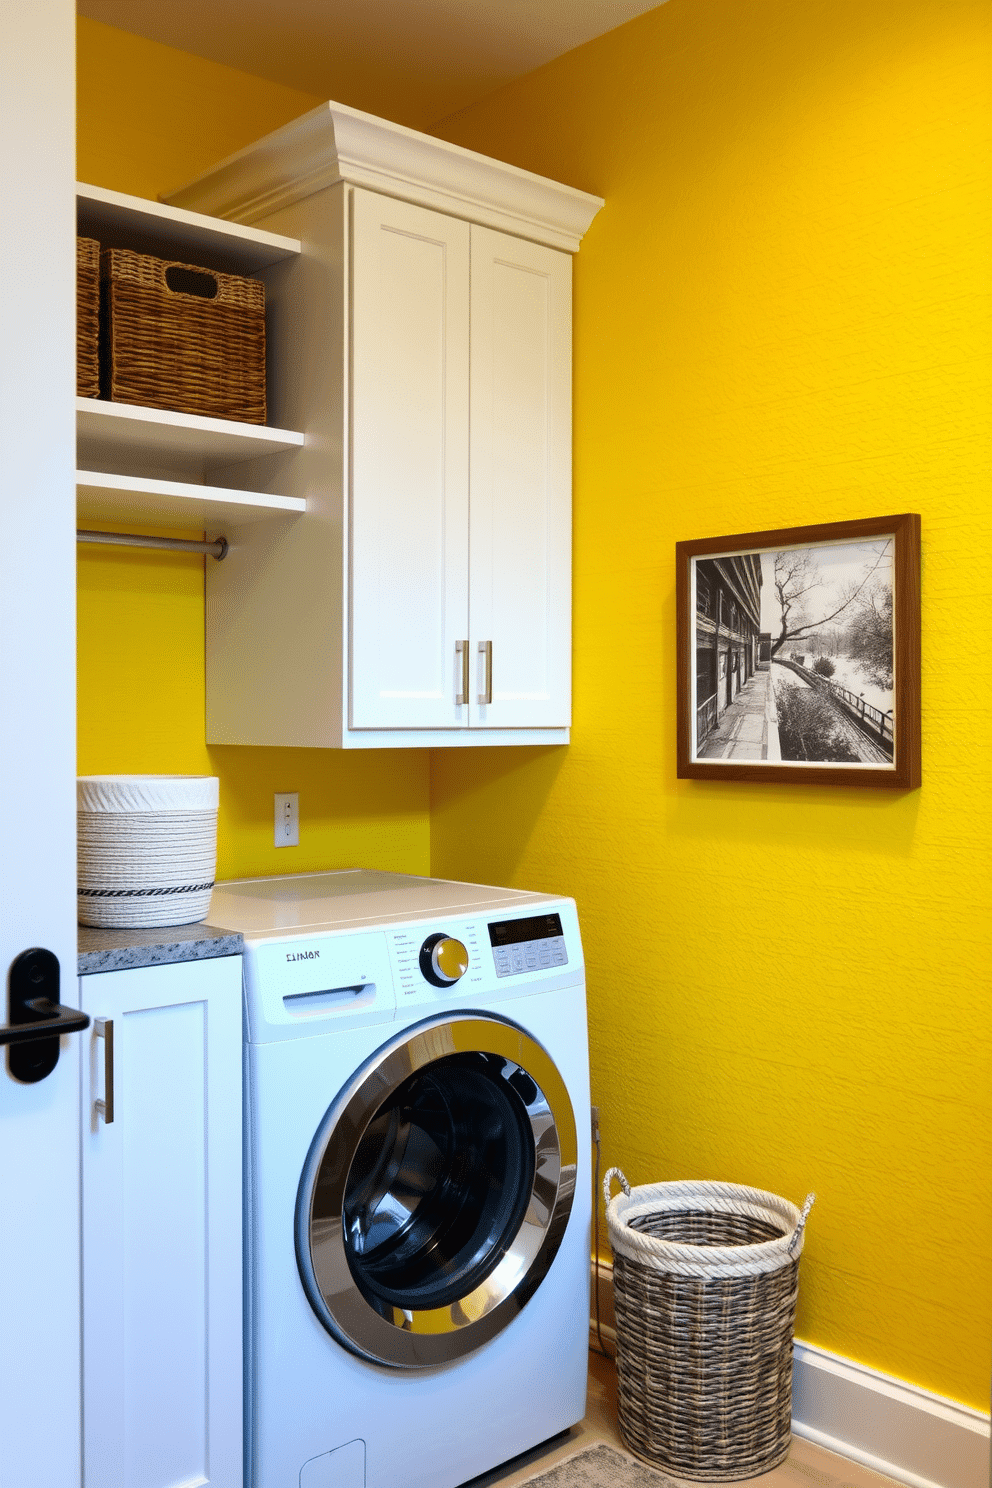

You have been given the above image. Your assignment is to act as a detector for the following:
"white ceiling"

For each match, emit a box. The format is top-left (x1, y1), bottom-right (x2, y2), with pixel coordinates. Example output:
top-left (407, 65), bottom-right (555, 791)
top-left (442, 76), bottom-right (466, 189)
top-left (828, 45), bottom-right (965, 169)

top-left (77, 0), bottom-right (666, 129)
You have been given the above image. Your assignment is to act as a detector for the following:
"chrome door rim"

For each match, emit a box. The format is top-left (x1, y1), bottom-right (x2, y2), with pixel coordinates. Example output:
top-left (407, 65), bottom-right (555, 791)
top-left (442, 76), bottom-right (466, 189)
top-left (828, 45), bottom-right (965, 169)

top-left (295, 1012), bottom-right (577, 1369)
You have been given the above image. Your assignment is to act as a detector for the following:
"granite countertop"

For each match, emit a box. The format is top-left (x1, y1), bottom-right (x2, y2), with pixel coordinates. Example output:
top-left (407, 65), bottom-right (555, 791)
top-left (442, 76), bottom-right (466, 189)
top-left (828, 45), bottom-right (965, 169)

top-left (78, 922), bottom-right (242, 976)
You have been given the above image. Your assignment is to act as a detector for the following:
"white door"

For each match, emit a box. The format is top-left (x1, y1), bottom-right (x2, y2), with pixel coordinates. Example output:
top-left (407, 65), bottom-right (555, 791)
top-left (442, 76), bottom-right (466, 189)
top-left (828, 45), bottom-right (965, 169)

top-left (349, 189), bottom-right (470, 731)
top-left (469, 226), bottom-right (572, 729)
top-left (0, 6), bottom-right (81, 1487)
top-left (80, 958), bottom-right (243, 1488)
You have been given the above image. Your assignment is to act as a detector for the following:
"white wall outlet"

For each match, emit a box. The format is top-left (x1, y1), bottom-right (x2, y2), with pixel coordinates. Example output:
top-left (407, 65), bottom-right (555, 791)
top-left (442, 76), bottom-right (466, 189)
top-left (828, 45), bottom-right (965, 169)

top-left (274, 792), bottom-right (299, 847)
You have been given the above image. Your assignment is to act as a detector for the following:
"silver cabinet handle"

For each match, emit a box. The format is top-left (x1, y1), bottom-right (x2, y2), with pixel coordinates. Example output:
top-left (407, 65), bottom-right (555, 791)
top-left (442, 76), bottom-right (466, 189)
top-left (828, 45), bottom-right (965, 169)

top-left (478, 640), bottom-right (493, 705)
top-left (455, 639), bottom-right (469, 706)
top-left (94, 1018), bottom-right (114, 1124)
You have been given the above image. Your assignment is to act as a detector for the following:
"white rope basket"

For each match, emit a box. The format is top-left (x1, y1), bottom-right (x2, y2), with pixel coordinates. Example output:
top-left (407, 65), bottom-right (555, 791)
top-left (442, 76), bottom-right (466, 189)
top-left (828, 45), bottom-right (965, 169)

top-left (77, 775), bottom-right (219, 929)
top-left (605, 1173), bottom-right (814, 1278)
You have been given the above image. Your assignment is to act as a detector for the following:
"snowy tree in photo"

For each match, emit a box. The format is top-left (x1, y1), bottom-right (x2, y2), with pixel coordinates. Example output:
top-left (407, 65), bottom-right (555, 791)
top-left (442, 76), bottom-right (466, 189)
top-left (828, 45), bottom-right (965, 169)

top-left (765, 539), bottom-right (893, 661)
top-left (844, 582), bottom-right (894, 689)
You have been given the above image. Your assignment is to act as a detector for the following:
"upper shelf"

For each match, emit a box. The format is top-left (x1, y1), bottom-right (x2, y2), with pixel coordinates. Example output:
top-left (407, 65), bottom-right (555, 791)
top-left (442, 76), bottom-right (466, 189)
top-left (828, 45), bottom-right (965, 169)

top-left (77, 398), bottom-right (305, 476)
top-left (76, 182), bottom-right (302, 274)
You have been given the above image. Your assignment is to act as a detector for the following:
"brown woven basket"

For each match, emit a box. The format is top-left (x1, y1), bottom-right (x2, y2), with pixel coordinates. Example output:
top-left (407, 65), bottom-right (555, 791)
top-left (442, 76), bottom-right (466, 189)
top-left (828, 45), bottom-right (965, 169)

top-left (100, 247), bottom-right (266, 423)
top-left (77, 237), bottom-right (100, 398)
top-left (605, 1172), bottom-right (815, 1482)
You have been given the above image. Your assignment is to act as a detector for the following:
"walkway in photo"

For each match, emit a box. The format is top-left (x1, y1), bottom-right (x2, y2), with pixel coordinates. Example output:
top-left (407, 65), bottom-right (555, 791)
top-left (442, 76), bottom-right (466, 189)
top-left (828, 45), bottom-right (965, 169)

top-left (697, 665), bottom-right (781, 762)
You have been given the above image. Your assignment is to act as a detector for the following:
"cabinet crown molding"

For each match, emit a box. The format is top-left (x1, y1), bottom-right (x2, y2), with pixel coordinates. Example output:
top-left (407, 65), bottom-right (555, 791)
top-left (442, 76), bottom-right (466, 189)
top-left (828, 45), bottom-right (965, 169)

top-left (163, 99), bottom-right (604, 253)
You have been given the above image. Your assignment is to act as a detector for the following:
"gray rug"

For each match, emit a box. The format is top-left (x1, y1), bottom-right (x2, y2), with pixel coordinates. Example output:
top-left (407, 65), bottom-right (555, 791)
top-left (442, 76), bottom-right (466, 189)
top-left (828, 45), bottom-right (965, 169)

top-left (518, 1444), bottom-right (681, 1487)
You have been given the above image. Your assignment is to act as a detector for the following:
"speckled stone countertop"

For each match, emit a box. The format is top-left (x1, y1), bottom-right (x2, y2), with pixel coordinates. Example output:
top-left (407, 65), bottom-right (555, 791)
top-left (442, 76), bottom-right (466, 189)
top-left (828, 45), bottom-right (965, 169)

top-left (78, 922), bottom-right (242, 976)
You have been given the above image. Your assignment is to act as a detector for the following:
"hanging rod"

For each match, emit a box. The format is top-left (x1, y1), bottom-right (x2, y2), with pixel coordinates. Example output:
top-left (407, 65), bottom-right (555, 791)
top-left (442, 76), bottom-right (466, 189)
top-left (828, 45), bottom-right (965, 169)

top-left (77, 529), bottom-right (228, 560)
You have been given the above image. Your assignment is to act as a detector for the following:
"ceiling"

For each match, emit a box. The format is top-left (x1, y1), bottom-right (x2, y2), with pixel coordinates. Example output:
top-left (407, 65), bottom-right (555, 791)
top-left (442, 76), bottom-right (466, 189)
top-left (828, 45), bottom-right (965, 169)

top-left (77, 0), bottom-right (666, 130)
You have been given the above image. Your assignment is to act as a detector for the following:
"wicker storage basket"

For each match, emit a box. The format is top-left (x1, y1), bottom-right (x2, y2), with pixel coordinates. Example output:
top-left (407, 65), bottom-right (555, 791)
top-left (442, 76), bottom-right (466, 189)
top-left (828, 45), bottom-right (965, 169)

top-left (100, 247), bottom-right (266, 423)
top-left (77, 775), bottom-right (219, 929)
top-left (604, 1170), bottom-right (815, 1482)
top-left (77, 236), bottom-right (100, 398)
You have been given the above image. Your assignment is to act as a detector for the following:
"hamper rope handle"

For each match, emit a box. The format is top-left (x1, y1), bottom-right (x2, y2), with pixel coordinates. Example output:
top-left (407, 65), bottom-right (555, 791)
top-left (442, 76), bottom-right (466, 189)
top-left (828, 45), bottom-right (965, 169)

top-left (787, 1192), bottom-right (816, 1256)
top-left (604, 1167), bottom-right (631, 1205)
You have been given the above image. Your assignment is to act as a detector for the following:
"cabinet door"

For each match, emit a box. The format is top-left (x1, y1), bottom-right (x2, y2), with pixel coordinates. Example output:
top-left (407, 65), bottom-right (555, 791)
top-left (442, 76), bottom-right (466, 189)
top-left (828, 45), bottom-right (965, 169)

top-left (350, 190), bottom-right (470, 730)
top-left (80, 956), bottom-right (243, 1488)
top-left (469, 227), bottom-right (573, 729)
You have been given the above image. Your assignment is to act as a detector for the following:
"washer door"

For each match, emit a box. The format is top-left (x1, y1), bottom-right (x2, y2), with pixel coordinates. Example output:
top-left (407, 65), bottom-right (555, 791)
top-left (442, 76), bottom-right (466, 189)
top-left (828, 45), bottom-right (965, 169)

top-left (295, 1013), bottom-right (577, 1369)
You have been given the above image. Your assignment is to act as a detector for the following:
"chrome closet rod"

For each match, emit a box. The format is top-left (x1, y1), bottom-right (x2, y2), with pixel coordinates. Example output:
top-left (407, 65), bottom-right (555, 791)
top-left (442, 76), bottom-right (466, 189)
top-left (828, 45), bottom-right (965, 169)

top-left (77, 529), bottom-right (228, 560)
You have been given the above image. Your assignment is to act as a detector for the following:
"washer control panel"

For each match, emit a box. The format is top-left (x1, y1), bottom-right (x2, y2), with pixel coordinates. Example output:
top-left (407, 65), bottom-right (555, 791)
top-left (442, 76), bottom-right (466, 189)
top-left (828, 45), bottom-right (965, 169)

top-left (385, 901), bottom-right (580, 1007)
top-left (489, 912), bottom-right (568, 978)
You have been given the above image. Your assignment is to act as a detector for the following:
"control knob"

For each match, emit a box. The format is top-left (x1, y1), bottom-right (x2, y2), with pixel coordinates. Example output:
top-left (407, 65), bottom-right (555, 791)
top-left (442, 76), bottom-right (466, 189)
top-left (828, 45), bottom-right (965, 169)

top-left (419, 933), bottom-right (469, 988)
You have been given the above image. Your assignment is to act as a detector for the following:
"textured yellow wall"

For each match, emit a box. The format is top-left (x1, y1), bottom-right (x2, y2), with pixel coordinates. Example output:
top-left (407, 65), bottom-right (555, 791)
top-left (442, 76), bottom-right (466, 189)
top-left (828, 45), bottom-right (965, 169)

top-left (76, 19), bottom-right (432, 880)
top-left (430, 0), bottom-right (992, 1406)
top-left (77, 16), bottom-right (319, 200)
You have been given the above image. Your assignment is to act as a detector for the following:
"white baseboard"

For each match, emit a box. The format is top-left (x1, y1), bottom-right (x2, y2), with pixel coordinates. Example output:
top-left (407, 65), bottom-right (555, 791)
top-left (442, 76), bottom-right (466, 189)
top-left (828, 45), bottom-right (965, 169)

top-left (590, 1259), bottom-right (990, 1488)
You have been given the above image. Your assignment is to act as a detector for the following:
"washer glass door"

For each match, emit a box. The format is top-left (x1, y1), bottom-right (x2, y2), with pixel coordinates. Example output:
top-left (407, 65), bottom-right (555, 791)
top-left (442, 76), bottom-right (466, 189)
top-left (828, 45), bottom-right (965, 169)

top-left (296, 1014), bottom-right (577, 1368)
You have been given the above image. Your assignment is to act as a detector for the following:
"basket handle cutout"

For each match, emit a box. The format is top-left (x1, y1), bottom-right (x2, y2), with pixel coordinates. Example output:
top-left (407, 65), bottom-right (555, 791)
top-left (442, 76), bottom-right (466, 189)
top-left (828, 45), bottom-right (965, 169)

top-left (604, 1167), bottom-right (631, 1205)
top-left (164, 264), bottom-right (219, 300)
top-left (788, 1192), bottom-right (816, 1256)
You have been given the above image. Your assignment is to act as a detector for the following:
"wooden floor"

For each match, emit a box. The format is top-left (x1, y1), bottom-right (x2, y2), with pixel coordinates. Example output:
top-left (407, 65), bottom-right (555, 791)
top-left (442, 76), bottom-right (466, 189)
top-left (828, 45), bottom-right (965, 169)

top-left (466, 1348), bottom-right (902, 1488)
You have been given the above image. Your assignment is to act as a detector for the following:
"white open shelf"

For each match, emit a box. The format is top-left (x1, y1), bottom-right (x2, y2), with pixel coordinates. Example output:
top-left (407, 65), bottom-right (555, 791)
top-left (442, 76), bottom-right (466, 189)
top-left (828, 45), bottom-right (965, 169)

top-left (76, 182), bottom-right (301, 272)
top-left (77, 397), bottom-right (305, 472)
top-left (75, 182), bottom-right (306, 534)
top-left (77, 470), bottom-right (306, 529)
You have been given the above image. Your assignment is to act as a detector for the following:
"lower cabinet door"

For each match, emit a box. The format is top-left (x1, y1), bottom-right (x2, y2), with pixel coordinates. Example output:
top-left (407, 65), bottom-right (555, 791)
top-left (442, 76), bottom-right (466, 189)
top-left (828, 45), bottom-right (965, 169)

top-left (80, 955), bottom-right (243, 1488)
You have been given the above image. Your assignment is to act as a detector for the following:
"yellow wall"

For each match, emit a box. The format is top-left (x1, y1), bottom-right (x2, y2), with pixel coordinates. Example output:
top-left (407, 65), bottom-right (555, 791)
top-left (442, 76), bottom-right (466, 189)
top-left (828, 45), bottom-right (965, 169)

top-left (76, 18), bottom-right (431, 882)
top-left (78, 16), bottom-right (318, 200)
top-left (430, 0), bottom-right (992, 1407)
top-left (77, 3), bottom-right (991, 1408)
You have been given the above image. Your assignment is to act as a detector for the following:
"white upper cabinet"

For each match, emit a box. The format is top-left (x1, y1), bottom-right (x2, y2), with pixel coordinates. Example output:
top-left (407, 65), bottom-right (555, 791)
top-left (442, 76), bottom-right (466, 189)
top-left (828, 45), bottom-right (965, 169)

top-left (166, 100), bottom-right (603, 748)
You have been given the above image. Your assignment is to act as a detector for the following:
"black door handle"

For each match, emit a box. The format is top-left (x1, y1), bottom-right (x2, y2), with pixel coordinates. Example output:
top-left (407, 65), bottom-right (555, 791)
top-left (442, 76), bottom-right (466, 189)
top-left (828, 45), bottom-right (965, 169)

top-left (0, 998), bottom-right (91, 1044)
top-left (4, 948), bottom-right (90, 1084)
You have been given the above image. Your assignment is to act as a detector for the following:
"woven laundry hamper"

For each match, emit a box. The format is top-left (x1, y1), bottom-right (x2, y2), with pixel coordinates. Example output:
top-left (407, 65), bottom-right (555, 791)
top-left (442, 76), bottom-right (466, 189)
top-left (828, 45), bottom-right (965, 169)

top-left (77, 776), bottom-right (219, 929)
top-left (604, 1170), bottom-right (815, 1482)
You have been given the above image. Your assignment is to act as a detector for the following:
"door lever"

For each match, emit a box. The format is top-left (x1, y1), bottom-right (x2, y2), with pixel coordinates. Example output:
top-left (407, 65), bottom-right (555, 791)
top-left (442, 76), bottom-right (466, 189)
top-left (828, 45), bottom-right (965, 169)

top-left (2, 948), bottom-right (90, 1084)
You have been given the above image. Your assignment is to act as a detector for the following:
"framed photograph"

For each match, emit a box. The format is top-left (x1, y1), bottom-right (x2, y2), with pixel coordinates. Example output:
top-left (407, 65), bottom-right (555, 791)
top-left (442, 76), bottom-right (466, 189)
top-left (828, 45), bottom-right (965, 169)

top-left (676, 514), bottom-right (921, 788)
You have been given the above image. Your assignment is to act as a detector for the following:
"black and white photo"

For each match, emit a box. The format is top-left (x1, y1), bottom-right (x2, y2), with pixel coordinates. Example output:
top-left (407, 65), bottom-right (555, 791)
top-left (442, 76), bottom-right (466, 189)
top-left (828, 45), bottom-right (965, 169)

top-left (676, 515), bottom-right (921, 789)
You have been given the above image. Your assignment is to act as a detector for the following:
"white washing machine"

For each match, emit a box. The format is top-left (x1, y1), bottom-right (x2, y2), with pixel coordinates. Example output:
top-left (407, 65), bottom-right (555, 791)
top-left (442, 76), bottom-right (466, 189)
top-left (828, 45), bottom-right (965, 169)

top-left (206, 869), bottom-right (591, 1488)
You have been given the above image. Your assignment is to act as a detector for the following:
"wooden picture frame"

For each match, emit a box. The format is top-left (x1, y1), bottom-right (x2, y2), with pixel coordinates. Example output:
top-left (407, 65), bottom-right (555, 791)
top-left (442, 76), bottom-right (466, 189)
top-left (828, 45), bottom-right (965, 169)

top-left (676, 513), bottom-right (921, 788)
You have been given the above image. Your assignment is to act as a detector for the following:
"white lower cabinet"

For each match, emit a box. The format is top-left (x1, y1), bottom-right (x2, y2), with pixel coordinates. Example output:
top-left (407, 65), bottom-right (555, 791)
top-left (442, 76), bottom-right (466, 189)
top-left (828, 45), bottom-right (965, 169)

top-left (79, 955), bottom-right (243, 1488)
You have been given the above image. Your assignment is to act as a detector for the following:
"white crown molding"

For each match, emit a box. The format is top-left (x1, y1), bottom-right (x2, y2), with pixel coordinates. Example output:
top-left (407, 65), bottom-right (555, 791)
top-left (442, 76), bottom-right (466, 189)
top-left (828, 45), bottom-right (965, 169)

top-left (590, 1258), bottom-right (990, 1488)
top-left (163, 100), bottom-right (604, 253)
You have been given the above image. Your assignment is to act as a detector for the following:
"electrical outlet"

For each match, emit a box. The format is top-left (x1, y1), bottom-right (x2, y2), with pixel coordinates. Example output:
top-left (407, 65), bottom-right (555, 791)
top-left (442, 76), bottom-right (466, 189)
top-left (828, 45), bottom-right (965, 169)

top-left (274, 792), bottom-right (299, 847)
